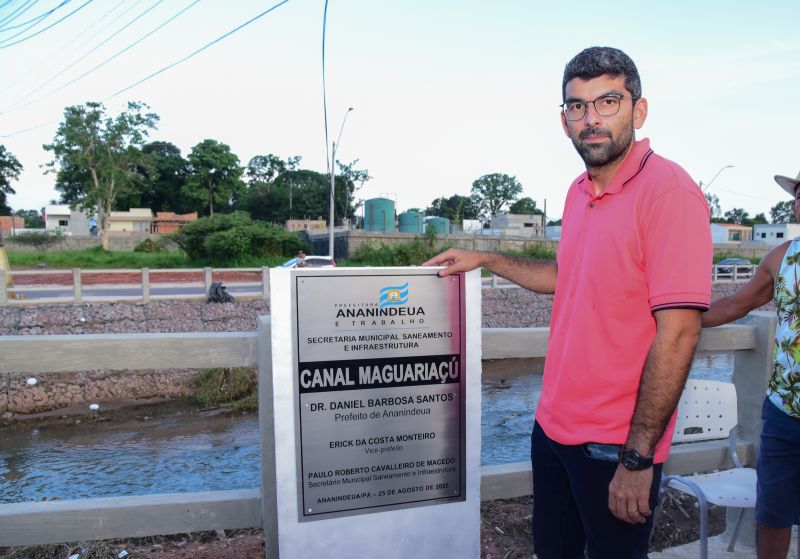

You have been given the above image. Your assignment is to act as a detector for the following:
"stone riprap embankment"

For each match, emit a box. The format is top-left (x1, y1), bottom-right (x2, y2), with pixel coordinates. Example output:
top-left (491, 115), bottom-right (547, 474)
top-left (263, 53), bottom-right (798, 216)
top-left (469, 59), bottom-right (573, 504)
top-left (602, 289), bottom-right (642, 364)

top-left (0, 300), bottom-right (268, 416)
top-left (0, 285), bottom-right (772, 417)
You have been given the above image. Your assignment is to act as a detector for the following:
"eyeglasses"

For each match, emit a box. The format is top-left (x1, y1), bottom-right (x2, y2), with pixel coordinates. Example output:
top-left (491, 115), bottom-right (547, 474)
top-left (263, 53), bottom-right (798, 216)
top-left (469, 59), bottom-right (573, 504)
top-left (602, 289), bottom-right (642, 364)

top-left (560, 94), bottom-right (637, 121)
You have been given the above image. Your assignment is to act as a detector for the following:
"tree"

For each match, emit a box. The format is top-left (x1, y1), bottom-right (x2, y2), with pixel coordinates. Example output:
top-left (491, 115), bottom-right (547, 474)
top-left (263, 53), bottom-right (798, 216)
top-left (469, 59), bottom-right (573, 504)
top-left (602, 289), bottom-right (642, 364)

top-left (771, 200), bottom-right (797, 224)
top-left (425, 195), bottom-right (480, 223)
top-left (704, 192), bottom-right (721, 219)
top-left (470, 173), bottom-right (523, 221)
top-left (14, 209), bottom-right (44, 228)
top-left (335, 159), bottom-right (371, 223)
top-left (244, 169), bottom-right (354, 225)
top-left (170, 212), bottom-right (307, 265)
top-left (246, 154), bottom-right (300, 190)
top-left (183, 139), bottom-right (244, 217)
top-left (137, 142), bottom-right (191, 213)
top-left (751, 212), bottom-right (768, 225)
top-left (508, 196), bottom-right (543, 215)
top-left (0, 145), bottom-right (23, 216)
top-left (43, 101), bottom-right (159, 249)
top-left (723, 208), bottom-right (750, 225)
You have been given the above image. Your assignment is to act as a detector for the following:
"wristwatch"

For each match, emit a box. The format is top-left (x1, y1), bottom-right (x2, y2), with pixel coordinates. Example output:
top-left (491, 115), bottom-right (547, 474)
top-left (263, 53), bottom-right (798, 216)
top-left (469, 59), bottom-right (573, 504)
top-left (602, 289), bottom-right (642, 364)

top-left (619, 447), bottom-right (654, 471)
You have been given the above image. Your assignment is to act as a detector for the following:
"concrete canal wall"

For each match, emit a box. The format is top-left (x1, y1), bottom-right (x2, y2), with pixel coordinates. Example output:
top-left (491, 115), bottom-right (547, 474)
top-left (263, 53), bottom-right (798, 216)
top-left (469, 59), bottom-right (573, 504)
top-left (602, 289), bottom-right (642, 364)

top-left (0, 285), bottom-right (773, 416)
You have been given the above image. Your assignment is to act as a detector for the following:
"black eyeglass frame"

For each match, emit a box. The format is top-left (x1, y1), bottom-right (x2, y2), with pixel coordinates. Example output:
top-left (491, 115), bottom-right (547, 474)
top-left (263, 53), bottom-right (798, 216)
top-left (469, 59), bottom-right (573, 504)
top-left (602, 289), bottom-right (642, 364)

top-left (559, 94), bottom-right (639, 121)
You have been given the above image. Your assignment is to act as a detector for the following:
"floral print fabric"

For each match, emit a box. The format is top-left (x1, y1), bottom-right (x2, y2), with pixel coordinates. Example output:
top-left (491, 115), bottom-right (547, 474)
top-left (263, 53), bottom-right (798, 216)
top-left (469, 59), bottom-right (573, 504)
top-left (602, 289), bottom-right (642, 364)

top-left (771, 237), bottom-right (800, 418)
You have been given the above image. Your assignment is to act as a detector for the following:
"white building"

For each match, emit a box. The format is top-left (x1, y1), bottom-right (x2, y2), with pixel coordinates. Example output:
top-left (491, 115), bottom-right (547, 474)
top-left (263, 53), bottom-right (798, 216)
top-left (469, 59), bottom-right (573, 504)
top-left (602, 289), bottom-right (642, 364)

top-left (753, 223), bottom-right (800, 245)
top-left (710, 223), bottom-right (752, 243)
top-left (44, 205), bottom-right (92, 236)
top-left (461, 219), bottom-right (483, 233)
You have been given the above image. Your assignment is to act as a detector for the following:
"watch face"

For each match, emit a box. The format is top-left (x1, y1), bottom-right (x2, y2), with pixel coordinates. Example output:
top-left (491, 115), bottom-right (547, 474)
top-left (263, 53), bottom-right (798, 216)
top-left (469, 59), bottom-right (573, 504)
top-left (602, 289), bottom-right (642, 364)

top-left (620, 449), bottom-right (652, 471)
top-left (621, 451), bottom-right (640, 470)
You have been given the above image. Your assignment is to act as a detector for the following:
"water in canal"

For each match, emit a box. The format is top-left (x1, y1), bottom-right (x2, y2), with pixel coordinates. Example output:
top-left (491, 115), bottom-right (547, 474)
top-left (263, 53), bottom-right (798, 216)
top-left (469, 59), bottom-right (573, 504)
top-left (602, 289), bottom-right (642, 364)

top-left (0, 352), bottom-right (733, 504)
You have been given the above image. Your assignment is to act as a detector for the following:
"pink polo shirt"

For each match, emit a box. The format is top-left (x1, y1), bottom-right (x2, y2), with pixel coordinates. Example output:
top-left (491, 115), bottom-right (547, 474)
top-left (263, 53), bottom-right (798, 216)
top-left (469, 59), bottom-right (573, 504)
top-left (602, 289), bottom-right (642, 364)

top-left (535, 138), bottom-right (711, 463)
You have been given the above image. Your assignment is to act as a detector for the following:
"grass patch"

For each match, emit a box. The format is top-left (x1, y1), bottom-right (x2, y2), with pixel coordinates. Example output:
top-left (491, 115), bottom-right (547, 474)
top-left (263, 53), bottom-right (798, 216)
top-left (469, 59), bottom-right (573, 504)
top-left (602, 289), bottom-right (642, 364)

top-left (188, 367), bottom-right (257, 411)
top-left (7, 247), bottom-right (293, 270)
top-left (713, 252), bottom-right (761, 265)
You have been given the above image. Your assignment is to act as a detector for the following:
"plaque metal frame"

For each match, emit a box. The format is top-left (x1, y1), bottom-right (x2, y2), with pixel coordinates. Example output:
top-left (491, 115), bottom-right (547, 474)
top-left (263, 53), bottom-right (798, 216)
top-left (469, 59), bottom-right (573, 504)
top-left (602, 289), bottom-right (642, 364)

top-left (290, 267), bottom-right (466, 521)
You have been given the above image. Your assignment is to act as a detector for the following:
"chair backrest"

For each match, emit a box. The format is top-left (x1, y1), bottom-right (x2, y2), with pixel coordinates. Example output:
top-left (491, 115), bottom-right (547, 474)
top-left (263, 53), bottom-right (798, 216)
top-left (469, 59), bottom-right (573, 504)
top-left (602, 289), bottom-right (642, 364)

top-left (672, 379), bottom-right (738, 443)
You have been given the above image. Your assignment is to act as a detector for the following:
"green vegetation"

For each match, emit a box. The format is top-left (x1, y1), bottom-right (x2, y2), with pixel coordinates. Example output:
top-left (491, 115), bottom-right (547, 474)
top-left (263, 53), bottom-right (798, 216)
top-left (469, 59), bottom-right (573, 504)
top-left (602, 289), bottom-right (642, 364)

top-left (188, 367), bottom-right (257, 411)
top-left (8, 246), bottom-right (192, 269)
top-left (522, 243), bottom-right (557, 260)
top-left (170, 213), bottom-right (308, 266)
top-left (133, 238), bottom-right (166, 253)
top-left (348, 229), bottom-right (443, 266)
top-left (713, 253), bottom-right (761, 265)
top-left (9, 231), bottom-right (61, 252)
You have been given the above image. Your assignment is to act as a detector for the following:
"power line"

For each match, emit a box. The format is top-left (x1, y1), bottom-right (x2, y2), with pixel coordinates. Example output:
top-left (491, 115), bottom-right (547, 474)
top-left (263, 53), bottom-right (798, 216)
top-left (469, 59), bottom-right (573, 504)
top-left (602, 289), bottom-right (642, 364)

top-left (1, 0), bottom-right (136, 100)
top-left (0, 0), bottom-right (39, 28)
top-left (3, 0), bottom-right (201, 114)
top-left (0, 0), bottom-right (70, 32)
top-left (0, 120), bottom-right (53, 139)
top-left (1, 1), bottom-right (290, 139)
top-left (0, 0), bottom-right (93, 49)
top-left (105, 0), bottom-right (290, 101)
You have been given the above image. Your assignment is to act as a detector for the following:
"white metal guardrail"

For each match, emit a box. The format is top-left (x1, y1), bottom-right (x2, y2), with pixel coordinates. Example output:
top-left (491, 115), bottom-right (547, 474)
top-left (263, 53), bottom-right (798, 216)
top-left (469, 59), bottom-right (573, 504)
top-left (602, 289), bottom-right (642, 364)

top-left (0, 267), bottom-right (270, 305)
top-left (0, 317), bottom-right (771, 547)
top-left (483, 264), bottom-right (756, 289)
top-left (0, 264), bottom-right (757, 305)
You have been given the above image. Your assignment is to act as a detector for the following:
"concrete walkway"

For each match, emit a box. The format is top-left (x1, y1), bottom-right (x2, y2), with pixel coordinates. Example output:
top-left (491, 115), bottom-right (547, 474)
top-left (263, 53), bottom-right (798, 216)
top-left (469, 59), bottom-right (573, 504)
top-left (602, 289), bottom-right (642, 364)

top-left (651, 529), bottom-right (798, 558)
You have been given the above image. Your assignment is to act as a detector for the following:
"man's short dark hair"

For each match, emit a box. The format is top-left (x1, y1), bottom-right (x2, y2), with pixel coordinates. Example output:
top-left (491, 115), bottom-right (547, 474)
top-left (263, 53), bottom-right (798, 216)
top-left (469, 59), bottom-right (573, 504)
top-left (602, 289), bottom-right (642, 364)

top-left (562, 47), bottom-right (641, 101)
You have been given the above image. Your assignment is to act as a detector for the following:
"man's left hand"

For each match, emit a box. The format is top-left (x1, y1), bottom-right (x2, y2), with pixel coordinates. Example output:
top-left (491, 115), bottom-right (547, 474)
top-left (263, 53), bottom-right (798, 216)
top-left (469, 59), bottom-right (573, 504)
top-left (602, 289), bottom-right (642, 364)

top-left (608, 464), bottom-right (653, 524)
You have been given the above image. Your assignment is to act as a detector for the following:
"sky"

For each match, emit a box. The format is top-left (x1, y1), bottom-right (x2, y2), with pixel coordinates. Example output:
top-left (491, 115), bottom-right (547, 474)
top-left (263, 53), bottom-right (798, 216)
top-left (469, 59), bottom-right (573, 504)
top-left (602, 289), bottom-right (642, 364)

top-left (1, 0), bottom-right (800, 222)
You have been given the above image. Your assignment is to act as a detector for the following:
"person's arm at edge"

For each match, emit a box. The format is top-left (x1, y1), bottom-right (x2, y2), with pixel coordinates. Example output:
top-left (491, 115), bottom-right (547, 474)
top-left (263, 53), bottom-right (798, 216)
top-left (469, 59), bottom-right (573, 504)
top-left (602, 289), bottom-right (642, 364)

top-left (608, 307), bottom-right (701, 524)
top-left (422, 248), bottom-right (557, 293)
top-left (701, 243), bottom-right (787, 327)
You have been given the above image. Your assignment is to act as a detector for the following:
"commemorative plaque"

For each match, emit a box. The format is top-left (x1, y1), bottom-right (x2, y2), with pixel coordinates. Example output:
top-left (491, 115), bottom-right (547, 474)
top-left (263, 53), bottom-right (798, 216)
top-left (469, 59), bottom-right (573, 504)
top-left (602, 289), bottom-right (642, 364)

top-left (293, 270), bottom-right (466, 520)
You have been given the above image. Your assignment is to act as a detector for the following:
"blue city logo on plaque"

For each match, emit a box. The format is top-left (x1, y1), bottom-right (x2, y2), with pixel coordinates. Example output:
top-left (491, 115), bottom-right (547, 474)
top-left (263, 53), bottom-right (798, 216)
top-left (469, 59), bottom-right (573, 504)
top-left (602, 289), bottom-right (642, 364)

top-left (379, 283), bottom-right (409, 308)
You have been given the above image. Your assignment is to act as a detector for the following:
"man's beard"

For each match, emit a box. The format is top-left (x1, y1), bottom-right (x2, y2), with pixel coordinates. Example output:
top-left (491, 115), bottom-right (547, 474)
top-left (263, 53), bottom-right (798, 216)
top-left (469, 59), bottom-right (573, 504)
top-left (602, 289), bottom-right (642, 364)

top-left (572, 124), bottom-right (634, 168)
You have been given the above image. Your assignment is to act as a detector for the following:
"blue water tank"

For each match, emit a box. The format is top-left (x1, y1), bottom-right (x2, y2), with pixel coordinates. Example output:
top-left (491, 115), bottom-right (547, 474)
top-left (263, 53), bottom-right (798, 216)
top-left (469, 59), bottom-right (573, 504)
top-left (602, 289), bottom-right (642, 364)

top-left (364, 198), bottom-right (396, 232)
top-left (398, 211), bottom-right (424, 234)
top-left (426, 217), bottom-right (450, 235)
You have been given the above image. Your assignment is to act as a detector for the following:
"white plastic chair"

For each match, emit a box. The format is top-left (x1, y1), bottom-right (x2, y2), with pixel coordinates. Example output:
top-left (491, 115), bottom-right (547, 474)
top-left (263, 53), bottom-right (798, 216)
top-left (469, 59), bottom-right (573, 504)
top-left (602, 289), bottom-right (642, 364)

top-left (659, 379), bottom-right (756, 559)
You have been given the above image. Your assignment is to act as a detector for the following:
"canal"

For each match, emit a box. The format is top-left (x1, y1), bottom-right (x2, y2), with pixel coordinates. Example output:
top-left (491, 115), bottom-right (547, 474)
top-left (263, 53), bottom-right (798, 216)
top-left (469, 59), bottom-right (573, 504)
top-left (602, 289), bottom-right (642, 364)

top-left (0, 352), bottom-right (732, 503)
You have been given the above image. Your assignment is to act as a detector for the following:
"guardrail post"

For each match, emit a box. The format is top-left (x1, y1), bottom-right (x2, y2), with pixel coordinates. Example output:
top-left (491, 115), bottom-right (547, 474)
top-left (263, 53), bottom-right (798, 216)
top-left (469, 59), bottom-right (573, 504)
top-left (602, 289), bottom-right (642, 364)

top-left (73, 268), bottom-right (82, 303)
top-left (725, 310), bottom-right (777, 547)
top-left (257, 316), bottom-right (279, 558)
top-left (491, 274), bottom-right (497, 288)
top-left (0, 270), bottom-right (6, 304)
top-left (204, 267), bottom-right (212, 297)
top-left (142, 268), bottom-right (150, 303)
top-left (261, 266), bottom-right (269, 300)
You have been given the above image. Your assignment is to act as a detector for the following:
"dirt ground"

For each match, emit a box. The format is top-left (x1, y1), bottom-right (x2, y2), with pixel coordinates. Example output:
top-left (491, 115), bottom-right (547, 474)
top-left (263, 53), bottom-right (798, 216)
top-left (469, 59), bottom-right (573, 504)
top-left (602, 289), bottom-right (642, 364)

top-left (0, 493), bottom-right (724, 559)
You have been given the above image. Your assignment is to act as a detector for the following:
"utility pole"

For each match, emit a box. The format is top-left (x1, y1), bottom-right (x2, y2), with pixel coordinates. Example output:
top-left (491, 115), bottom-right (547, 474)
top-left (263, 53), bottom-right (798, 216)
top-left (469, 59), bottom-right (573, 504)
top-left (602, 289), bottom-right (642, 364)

top-left (328, 107), bottom-right (353, 257)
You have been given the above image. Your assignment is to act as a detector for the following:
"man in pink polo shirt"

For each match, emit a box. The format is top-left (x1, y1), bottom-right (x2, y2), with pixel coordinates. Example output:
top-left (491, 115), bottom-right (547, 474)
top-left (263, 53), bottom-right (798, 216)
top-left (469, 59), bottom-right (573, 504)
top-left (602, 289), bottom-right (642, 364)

top-left (424, 47), bottom-right (711, 558)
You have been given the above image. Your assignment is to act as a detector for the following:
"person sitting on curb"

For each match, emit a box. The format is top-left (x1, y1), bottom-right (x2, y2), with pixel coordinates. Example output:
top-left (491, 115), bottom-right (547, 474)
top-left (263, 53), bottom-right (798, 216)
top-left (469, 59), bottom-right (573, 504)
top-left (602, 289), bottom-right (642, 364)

top-left (701, 170), bottom-right (800, 559)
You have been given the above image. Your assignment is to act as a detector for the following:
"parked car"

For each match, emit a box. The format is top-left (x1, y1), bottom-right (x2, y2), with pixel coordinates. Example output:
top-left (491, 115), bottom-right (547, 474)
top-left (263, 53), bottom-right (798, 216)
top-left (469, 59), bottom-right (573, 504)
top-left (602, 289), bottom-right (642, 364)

top-left (715, 258), bottom-right (753, 278)
top-left (280, 255), bottom-right (336, 268)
